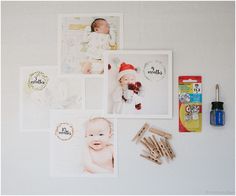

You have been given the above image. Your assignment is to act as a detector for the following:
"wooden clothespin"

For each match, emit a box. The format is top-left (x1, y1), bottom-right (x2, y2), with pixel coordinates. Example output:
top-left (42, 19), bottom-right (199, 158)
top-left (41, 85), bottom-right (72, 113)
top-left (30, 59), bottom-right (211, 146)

top-left (149, 127), bottom-right (172, 139)
top-left (135, 125), bottom-right (176, 165)
top-left (143, 137), bottom-right (154, 149)
top-left (147, 136), bottom-right (156, 148)
top-left (140, 154), bottom-right (162, 165)
top-left (141, 138), bottom-right (161, 158)
top-left (164, 138), bottom-right (175, 159)
top-left (151, 135), bottom-right (163, 157)
top-left (140, 139), bottom-right (153, 152)
top-left (147, 136), bottom-right (162, 157)
top-left (132, 123), bottom-right (150, 143)
top-left (159, 139), bottom-right (172, 160)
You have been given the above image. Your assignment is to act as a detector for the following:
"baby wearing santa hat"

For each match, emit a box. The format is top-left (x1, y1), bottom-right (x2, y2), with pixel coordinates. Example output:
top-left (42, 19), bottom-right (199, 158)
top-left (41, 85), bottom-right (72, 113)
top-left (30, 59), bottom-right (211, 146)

top-left (112, 62), bottom-right (143, 114)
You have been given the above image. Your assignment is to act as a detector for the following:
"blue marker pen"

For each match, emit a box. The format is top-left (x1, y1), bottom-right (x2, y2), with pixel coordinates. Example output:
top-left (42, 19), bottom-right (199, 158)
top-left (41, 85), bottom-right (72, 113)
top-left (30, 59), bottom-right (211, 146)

top-left (210, 84), bottom-right (225, 126)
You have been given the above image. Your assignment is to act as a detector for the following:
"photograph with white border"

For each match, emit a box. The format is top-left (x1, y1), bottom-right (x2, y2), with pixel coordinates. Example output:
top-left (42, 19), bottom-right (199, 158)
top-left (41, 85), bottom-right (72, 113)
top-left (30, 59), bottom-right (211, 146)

top-left (50, 110), bottom-right (117, 177)
top-left (19, 66), bottom-right (84, 132)
top-left (58, 13), bottom-right (123, 76)
top-left (104, 50), bottom-right (172, 119)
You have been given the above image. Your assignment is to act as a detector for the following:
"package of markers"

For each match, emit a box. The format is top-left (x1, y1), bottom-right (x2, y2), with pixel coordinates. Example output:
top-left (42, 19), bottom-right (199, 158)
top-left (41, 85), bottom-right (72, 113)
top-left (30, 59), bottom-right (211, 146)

top-left (178, 76), bottom-right (202, 132)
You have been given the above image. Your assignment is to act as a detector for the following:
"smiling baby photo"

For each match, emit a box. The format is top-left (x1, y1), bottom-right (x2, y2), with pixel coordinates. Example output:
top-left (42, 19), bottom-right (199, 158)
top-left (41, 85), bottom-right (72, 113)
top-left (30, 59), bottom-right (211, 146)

top-left (50, 110), bottom-right (117, 177)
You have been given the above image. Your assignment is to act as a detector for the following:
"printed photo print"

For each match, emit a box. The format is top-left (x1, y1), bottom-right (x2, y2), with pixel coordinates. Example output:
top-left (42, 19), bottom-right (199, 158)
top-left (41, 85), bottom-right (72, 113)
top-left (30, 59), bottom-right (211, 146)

top-left (104, 50), bottom-right (172, 118)
top-left (20, 66), bottom-right (83, 131)
top-left (59, 14), bottom-right (123, 75)
top-left (50, 110), bottom-right (117, 177)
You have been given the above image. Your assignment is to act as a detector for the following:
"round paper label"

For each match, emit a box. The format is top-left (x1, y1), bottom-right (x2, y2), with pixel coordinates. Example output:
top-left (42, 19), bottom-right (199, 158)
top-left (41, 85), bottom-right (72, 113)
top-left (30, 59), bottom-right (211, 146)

top-left (55, 122), bottom-right (74, 141)
top-left (28, 71), bottom-right (49, 91)
top-left (143, 60), bottom-right (166, 81)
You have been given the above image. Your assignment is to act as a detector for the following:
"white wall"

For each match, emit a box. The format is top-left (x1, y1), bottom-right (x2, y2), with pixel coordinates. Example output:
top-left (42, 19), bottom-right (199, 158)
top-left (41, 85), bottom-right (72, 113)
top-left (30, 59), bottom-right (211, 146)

top-left (2, 1), bottom-right (235, 195)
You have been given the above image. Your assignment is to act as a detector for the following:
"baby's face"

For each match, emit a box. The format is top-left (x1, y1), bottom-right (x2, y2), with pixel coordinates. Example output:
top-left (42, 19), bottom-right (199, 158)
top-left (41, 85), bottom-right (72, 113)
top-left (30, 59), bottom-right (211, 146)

top-left (86, 119), bottom-right (111, 151)
top-left (120, 74), bottom-right (136, 88)
top-left (95, 20), bottom-right (110, 34)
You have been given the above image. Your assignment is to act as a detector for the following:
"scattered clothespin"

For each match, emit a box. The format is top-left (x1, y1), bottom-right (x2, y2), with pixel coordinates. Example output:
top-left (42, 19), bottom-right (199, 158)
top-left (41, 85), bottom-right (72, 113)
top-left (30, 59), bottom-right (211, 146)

top-left (132, 124), bottom-right (176, 166)
top-left (141, 138), bottom-right (161, 158)
top-left (147, 136), bottom-right (162, 157)
top-left (147, 136), bottom-right (156, 148)
top-left (143, 137), bottom-right (154, 149)
top-left (164, 138), bottom-right (175, 159)
top-left (151, 135), bottom-right (163, 156)
top-left (149, 127), bottom-right (172, 139)
top-left (132, 123), bottom-right (150, 143)
top-left (140, 139), bottom-right (153, 152)
top-left (159, 138), bottom-right (172, 160)
top-left (140, 154), bottom-right (162, 165)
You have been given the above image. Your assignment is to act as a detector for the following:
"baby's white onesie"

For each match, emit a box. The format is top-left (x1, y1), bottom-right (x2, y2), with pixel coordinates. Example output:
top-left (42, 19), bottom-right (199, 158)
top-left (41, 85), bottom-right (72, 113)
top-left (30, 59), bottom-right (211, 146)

top-left (112, 86), bottom-right (142, 114)
top-left (83, 28), bottom-right (116, 73)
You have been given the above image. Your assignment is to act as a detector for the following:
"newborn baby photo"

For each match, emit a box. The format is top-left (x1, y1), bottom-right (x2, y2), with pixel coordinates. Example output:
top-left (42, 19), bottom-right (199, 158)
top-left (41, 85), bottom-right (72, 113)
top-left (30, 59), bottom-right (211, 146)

top-left (50, 110), bottom-right (117, 177)
top-left (59, 14), bottom-right (123, 75)
top-left (104, 50), bottom-right (172, 118)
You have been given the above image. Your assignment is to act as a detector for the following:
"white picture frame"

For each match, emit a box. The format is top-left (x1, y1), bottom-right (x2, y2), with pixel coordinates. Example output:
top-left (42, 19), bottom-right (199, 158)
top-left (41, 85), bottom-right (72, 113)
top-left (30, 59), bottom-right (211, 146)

top-left (104, 50), bottom-right (172, 119)
top-left (19, 66), bottom-right (84, 132)
top-left (58, 13), bottom-right (123, 77)
top-left (50, 110), bottom-right (118, 177)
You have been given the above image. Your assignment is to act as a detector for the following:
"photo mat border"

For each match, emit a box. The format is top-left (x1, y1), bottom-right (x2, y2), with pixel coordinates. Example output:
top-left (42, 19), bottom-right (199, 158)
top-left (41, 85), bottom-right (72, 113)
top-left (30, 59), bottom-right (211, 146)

top-left (49, 109), bottom-right (118, 178)
top-left (103, 50), bottom-right (173, 119)
top-left (57, 13), bottom-right (124, 78)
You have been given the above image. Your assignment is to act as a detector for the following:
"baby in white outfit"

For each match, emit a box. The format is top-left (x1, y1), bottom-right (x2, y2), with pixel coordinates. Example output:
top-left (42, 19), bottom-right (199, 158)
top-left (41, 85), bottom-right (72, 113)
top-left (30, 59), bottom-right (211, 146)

top-left (112, 63), bottom-right (143, 114)
top-left (81, 18), bottom-right (116, 74)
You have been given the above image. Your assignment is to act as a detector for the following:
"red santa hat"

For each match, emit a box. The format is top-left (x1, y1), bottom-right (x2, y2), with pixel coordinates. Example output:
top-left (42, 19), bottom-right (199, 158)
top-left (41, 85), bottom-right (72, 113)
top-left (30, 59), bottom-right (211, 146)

top-left (118, 62), bottom-right (137, 80)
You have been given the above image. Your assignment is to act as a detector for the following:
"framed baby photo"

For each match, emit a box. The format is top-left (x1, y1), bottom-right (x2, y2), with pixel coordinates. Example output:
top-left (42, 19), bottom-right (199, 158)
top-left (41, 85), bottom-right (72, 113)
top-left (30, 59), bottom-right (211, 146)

top-left (50, 110), bottom-right (117, 177)
top-left (19, 66), bottom-right (84, 132)
top-left (58, 13), bottom-right (123, 76)
top-left (104, 50), bottom-right (172, 119)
